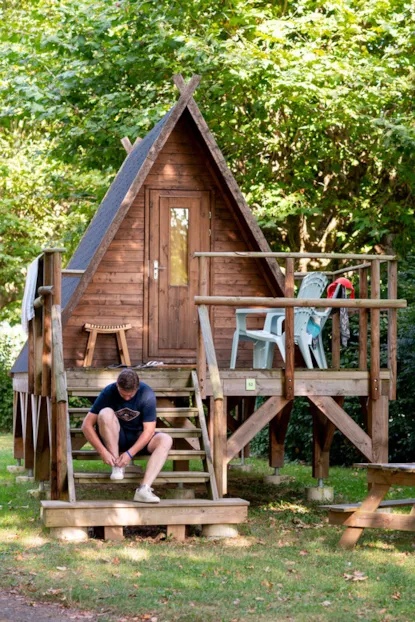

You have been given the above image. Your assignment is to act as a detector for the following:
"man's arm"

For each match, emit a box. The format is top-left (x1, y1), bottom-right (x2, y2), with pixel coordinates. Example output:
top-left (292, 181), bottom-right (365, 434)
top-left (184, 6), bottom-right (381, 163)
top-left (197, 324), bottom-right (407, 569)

top-left (81, 412), bottom-right (117, 466)
top-left (117, 421), bottom-right (156, 467)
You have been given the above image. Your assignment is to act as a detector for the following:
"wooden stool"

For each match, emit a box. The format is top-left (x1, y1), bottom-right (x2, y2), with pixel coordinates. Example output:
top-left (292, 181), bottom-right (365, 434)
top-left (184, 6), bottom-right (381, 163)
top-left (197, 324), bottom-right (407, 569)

top-left (83, 323), bottom-right (132, 367)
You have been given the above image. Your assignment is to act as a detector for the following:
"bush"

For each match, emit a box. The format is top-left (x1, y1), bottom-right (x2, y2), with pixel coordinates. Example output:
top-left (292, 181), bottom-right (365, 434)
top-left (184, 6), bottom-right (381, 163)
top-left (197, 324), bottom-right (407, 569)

top-left (0, 324), bottom-right (25, 432)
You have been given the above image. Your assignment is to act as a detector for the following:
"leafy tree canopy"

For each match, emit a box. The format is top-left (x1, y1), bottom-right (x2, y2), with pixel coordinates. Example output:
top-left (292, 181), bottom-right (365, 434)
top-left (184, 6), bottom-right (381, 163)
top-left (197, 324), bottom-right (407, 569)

top-left (1, 0), bottom-right (414, 320)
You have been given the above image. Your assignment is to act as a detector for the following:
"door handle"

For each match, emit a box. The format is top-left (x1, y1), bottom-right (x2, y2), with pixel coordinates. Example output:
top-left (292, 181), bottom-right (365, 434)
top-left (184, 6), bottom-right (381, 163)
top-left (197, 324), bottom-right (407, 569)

top-left (153, 260), bottom-right (167, 281)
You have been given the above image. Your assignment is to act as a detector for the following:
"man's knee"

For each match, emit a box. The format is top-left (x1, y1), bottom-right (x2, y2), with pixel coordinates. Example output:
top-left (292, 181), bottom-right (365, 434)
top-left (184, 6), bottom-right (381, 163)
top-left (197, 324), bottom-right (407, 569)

top-left (155, 432), bottom-right (173, 450)
top-left (98, 408), bottom-right (117, 425)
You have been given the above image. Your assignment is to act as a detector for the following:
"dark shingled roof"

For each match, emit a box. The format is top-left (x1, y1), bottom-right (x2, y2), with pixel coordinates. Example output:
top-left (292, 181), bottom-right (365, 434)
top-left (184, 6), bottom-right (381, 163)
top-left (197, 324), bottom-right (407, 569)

top-left (11, 110), bottom-right (172, 374)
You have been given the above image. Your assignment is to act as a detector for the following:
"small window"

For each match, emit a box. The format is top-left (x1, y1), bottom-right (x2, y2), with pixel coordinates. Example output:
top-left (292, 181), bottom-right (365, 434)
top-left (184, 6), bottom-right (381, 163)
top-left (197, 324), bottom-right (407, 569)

top-left (170, 208), bottom-right (189, 286)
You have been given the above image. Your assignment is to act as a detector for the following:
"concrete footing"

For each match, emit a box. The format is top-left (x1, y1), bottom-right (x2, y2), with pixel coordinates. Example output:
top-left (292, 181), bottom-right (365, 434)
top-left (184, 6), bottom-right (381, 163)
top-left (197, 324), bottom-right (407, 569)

top-left (16, 475), bottom-right (35, 484)
top-left (7, 465), bottom-right (25, 474)
top-left (306, 486), bottom-right (334, 502)
top-left (164, 487), bottom-right (195, 500)
top-left (49, 527), bottom-right (89, 542)
top-left (264, 474), bottom-right (292, 485)
top-left (28, 487), bottom-right (51, 500)
top-left (228, 464), bottom-right (253, 473)
top-left (201, 524), bottom-right (239, 539)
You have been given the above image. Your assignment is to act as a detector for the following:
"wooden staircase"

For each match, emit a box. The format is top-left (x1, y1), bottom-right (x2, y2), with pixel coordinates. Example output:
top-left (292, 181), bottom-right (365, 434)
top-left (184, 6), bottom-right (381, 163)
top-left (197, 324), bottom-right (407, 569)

top-left (67, 371), bottom-right (219, 500)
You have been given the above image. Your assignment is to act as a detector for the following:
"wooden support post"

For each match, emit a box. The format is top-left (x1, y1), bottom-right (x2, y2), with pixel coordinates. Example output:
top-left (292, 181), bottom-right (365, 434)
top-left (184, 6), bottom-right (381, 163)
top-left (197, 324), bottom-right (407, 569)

top-left (197, 256), bottom-right (208, 398)
top-left (104, 526), bottom-right (124, 541)
top-left (167, 525), bottom-right (186, 542)
top-left (269, 401), bottom-right (293, 469)
top-left (13, 391), bottom-right (24, 461)
top-left (213, 396), bottom-right (227, 497)
top-left (52, 305), bottom-right (69, 500)
top-left (23, 393), bottom-right (34, 471)
top-left (388, 261), bottom-right (398, 400)
top-left (369, 395), bottom-right (389, 463)
top-left (42, 252), bottom-right (53, 397)
top-left (310, 398), bottom-right (339, 480)
top-left (359, 268), bottom-right (368, 371)
top-left (34, 396), bottom-right (50, 482)
top-left (331, 311), bottom-right (341, 370)
top-left (370, 260), bottom-right (380, 402)
top-left (284, 258), bottom-right (295, 399)
top-left (28, 319), bottom-right (35, 395)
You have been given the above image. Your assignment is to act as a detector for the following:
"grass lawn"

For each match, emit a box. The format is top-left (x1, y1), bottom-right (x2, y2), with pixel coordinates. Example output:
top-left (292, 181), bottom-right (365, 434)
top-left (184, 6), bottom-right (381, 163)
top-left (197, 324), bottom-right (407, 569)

top-left (1, 434), bottom-right (415, 622)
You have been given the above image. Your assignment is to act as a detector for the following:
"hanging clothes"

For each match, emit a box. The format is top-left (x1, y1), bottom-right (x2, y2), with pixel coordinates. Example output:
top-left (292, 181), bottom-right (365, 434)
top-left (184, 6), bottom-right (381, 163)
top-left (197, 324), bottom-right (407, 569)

top-left (328, 277), bottom-right (355, 347)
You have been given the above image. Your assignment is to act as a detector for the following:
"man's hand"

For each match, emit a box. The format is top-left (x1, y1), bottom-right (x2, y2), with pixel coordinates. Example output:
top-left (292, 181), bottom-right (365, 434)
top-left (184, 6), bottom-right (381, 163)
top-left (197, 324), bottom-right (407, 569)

top-left (116, 452), bottom-right (132, 468)
top-left (100, 449), bottom-right (118, 467)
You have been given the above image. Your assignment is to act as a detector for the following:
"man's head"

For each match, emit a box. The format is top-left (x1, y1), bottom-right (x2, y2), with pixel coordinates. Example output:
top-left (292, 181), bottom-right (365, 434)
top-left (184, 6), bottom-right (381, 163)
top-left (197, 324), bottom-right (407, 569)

top-left (116, 369), bottom-right (140, 401)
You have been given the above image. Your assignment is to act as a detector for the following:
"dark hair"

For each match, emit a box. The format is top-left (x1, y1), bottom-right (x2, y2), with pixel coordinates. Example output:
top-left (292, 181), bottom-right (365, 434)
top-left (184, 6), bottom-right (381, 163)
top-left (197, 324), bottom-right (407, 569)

top-left (117, 369), bottom-right (139, 391)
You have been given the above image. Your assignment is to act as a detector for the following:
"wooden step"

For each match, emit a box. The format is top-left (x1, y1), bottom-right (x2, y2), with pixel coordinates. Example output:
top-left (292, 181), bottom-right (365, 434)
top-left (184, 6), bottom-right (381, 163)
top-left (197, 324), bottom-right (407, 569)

top-left (67, 387), bottom-right (194, 397)
top-left (72, 449), bottom-right (206, 461)
top-left (74, 471), bottom-right (210, 484)
top-left (70, 427), bottom-right (202, 438)
top-left (68, 407), bottom-right (199, 421)
top-left (41, 498), bottom-right (249, 529)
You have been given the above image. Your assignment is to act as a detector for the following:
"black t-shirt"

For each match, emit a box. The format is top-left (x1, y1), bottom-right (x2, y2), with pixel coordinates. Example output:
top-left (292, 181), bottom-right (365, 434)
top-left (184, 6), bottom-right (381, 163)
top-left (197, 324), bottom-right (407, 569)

top-left (90, 382), bottom-right (156, 434)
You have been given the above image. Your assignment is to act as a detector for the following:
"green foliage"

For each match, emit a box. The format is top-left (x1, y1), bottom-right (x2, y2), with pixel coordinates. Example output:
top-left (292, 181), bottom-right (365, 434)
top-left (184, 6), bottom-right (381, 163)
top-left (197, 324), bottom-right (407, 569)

top-left (1, 0), bottom-right (415, 320)
top-left (0, 325), bottom-right (25, 431)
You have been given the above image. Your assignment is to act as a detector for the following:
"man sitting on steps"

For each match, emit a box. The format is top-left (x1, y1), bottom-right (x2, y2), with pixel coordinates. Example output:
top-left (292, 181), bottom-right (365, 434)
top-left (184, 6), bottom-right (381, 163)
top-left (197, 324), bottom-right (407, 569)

top-left (82, 369), bottom-right (172, 503)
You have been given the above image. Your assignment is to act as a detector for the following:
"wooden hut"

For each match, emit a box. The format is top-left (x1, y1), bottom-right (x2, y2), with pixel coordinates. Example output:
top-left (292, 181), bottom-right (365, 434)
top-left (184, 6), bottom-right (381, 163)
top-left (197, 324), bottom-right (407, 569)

top-left (10, 75), bottom-right (405, 540)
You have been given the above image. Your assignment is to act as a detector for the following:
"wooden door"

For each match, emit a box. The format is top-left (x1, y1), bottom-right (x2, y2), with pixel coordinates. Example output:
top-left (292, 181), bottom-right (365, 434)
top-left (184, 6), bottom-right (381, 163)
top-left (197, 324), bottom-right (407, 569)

top-left (147, 189), bottom-right (210, 362)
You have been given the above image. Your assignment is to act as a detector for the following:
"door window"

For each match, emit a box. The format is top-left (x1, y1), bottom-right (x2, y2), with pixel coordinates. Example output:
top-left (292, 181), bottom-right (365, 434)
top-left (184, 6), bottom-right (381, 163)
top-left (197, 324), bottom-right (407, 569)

top-left (170, 208), bottom-right (189, 286)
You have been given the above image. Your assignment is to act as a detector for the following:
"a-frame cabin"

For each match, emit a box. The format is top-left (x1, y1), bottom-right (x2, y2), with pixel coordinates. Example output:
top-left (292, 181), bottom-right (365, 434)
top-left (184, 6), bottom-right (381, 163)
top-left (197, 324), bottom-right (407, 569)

top-left (10, 75), bottom-right (403, 540)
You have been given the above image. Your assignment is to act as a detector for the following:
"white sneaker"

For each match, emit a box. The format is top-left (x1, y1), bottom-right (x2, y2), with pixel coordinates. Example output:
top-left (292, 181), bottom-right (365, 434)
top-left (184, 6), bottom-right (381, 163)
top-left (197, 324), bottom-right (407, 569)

top-left (110, 466), bottom-right (125, 481)
top-left (133, 485), bottom-right (160, 503)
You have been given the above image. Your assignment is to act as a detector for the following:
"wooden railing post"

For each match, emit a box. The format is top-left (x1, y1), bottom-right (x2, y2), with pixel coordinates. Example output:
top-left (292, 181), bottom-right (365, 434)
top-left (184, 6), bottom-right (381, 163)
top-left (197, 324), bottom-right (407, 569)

top-left (197, 304), bottom-right (226, 496)
top-left (197, 255), bottom-right (208, 398)
top-left (359, 268), bottom-right (368, 371)
top-left (42, 251), bottom-right (53, 397)
top-left (370, 260), bottom-right (380, 401)
top-left (388, 261), bottom-right (398, 400)
top-left (284, 259), bottom-right (295, 399)
top-left (369, 259), bottom-right (388, 462)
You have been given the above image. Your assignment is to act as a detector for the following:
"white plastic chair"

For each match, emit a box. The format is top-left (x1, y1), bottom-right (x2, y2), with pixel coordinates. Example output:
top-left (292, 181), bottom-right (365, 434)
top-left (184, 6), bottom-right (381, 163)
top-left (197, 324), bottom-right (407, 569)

top-left (230, 272), bottom-right (329, 369)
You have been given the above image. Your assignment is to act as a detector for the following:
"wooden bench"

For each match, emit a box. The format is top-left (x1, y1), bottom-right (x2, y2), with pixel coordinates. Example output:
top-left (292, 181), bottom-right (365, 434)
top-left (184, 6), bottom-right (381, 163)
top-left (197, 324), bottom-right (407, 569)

top-left (41, 498), bottom-right (249, 542)
top-left (322, 463), bottom-right (415, 549)
top-left (83, 323), bottom-right (132, 367)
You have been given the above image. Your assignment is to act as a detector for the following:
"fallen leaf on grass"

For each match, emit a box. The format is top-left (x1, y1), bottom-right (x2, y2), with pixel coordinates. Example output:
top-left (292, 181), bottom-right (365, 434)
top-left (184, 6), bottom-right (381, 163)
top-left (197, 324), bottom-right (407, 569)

top-left (233, 599), bottom-right (240, 605)
top-left (344, 571), bottom-right (368, 582)
top-left (322, 601), bottom-right (331, 607)
top-left (56, 566), bottom-right (67, 571)
top-left (261, 579), bottom-right (273, 589)
top-left (392, 591), bottom-right (401, 600)
top-left (111, 557), bottom-right (120, 565)
top-left (299, 550), bottom-right (309, 556)
top-left (255, 597), bottom-right (264, 601)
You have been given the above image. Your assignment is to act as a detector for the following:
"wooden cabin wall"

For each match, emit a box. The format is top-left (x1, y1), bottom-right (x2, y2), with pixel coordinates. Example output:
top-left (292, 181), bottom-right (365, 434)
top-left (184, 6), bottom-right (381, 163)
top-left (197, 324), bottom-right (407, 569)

top-left (62, 113), bottom-right (277, 368)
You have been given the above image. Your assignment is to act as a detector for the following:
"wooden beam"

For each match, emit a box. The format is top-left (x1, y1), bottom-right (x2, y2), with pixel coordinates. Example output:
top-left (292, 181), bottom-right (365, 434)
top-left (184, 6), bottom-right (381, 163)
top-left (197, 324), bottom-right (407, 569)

top-left (310, 398), bottom-right (339, 479)
top-left (197, 256), bottom-right (208, 398)
top-left (194, 251), bottom-right (397, 261)
top-left (192, 371), bottom-right (219, 500)
top-left (388, 260), bottom-right (398, 400)
top-left (338, 483), bottom-right (389, 549)
top-left (370, 260), bottom-right (381, 400)
top-left (269, 401), bottom-right (293, 468)
top-left (330, 511), bottom-right (415, 532)
top-left (226, 396), bottom-right (290, 463)
top-left (369, 396), bottom-right (388, 463)
top-left (42, 252), bottom-right (52, 397)
top-left (308, 396), bottom-right (373, 461)
top-left (284, 259), bottom-right (294, 400)
top-left (121, 137), bottom-right (133, 153)
top-left (359, 268), bottom-right (368, 370)
top-left (197, 305), bottom-right (223, 399)
top-left (195, 296), bottom-right (406, 309)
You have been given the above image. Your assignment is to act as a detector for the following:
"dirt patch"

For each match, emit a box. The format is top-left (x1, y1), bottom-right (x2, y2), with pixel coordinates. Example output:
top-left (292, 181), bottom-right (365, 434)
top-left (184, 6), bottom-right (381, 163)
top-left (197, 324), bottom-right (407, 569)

top-left (0, 588), bottom-right (110, 621)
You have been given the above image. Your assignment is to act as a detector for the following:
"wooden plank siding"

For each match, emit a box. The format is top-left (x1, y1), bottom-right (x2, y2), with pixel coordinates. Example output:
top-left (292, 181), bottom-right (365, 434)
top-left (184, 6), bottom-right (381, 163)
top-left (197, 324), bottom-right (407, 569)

top-left (63, 115), bottom-right (276, 369)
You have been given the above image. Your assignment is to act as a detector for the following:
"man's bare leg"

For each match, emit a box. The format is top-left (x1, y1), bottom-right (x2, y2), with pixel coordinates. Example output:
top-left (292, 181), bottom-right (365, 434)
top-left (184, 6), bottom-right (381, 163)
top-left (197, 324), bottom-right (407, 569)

top-left (142, 433), bottom-right (173, 487)
top-left (97, 408), bottom-right (120, 461)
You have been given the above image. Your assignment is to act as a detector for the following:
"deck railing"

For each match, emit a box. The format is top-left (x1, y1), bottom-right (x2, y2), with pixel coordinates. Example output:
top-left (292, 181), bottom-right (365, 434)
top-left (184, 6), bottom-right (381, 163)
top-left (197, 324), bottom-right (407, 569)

top-left (26, 248), bottom-right (75, 500)
top-left (194, 252), bottom-right (406, 402)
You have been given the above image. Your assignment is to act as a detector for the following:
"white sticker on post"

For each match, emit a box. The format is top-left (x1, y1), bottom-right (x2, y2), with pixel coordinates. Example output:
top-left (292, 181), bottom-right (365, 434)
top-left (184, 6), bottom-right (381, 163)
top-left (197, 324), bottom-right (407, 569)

top-left (246, 378), bottom-right (256, 391)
